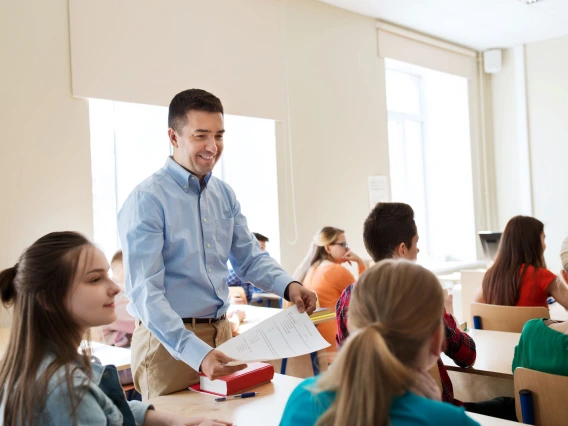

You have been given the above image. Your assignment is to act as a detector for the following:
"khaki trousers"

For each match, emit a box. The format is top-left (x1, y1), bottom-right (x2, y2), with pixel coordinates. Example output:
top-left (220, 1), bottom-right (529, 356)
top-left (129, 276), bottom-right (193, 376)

top-left (131, 318), bottom-right (231, 400)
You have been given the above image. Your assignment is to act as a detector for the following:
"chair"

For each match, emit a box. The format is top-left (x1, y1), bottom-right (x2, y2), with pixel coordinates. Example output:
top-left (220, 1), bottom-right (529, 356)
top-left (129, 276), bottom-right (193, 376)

top-left (470, 303), bottom-right (549, 332)
top-left (228, 286), bottom-right (248, 304)
top-left (514, 367), bottom-right (568, 425)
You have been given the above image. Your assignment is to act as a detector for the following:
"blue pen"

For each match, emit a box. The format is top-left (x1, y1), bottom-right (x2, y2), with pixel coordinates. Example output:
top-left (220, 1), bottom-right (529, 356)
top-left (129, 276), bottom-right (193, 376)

top-left (215, 392), bottom-right (259, 402)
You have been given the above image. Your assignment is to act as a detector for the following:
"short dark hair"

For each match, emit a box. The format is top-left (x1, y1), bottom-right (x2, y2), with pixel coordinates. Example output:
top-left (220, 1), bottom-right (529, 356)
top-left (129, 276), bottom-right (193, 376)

top-left (253, 233), bottom-right (269, 243)
top-left (363, 202), bottom-right (417, 262)
top-left (168, 89), bottom-right (224, 134)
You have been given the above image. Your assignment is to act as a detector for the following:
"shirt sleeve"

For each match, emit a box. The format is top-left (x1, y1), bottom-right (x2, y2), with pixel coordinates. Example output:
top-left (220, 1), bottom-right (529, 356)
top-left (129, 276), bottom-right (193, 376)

top-left (443, 310), bottom-right (476, 368)
top-left (226, 269), bottom-right (244, 287)
top-left (118, 190), bottom-right (212, 371)
top-left (128, 401), bottom-right (154, 426)
top-left (537, 267), bottom-right (557, 292)
top-left (335, 285), bottom-right (353, 349)
top-left (228, 197), bottom-right (294, 298)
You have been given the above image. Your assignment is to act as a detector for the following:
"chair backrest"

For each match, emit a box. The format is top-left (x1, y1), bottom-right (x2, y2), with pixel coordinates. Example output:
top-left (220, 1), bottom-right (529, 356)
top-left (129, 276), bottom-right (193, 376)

top-left (470, 302), bottom-right (549, 332)
top-left (514, 367), bottom-right (568, 425)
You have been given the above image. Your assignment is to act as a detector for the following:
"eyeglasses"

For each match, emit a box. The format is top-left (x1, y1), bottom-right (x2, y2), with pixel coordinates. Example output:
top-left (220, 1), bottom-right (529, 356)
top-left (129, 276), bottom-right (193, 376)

top-left (331, 242), bottom-right (349, 249)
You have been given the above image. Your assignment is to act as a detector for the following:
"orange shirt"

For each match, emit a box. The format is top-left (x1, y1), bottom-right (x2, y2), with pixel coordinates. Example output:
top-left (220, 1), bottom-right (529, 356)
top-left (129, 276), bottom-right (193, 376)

top-left (517, 264), bottom-right (556, 308)
top-left (304, 261), bottom-right (365, 355)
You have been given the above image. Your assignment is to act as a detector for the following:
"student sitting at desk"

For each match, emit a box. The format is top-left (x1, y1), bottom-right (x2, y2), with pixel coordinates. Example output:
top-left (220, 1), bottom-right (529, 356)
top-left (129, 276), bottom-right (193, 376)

top-left (336, 202), bottom-right (476, 406)
top-left (474, 216), bottom-right (568, 309)
top-left (294, 226), bottom-right (366, 362)
top-left (0, 231), bottom-right (231, 426)
top-left (280, 260), bottom-right (479, 426)
top-left (512, 236), bottom-right (568, 376)
top-left (227, 232), bottom-right (271, 304)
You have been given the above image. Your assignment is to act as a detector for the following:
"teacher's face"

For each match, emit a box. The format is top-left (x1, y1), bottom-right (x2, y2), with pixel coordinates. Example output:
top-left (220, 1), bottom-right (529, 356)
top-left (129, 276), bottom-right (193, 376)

top-left (169, 110), bottom-right (224, 180)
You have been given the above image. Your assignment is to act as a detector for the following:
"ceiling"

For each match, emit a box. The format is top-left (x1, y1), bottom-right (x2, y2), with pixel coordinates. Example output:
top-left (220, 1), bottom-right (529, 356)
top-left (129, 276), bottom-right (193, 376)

top-left (319, 0), bottom-right (568, 50)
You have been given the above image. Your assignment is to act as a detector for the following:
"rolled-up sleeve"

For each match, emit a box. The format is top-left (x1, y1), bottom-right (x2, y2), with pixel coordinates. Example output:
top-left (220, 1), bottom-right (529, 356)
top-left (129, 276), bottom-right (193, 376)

top-left (118, 190), bottom-right (212, 371)
top-left (128, 401), bottom-right (154, 426)
top-left (228, 197), bottom-right (293, 298)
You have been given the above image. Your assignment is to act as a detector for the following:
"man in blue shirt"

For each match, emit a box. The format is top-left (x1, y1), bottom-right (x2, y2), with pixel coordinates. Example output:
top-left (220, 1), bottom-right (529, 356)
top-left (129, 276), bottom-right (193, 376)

top-left (118, 89), bottom-right (317, 399)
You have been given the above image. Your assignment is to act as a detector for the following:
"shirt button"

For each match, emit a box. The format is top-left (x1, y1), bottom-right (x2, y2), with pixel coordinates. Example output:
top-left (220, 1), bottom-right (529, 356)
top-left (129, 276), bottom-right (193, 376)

top-left (203, 218), bottom-right (208, 223)
top-left (208, 267), bottom-right (212, 273)
top-left (216, 290), bottom-right (221, 296)
top-left (183, 185), bottom-right (187, 189)
top-left (207, 243), bottom-right (211, 248)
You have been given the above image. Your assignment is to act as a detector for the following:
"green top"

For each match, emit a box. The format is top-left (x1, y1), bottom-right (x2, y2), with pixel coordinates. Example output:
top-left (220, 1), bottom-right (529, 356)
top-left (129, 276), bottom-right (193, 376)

top-left (512, 318), bottom-right (568, 376)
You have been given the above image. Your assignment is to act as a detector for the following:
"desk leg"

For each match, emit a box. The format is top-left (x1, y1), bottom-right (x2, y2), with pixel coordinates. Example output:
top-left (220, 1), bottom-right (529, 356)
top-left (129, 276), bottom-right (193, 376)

top-left (280, 358), bottom-right (288, 375)
top-left (310, 352), bottom-right (320, 375)
top-left (266, 298), bottom-right (271, 308)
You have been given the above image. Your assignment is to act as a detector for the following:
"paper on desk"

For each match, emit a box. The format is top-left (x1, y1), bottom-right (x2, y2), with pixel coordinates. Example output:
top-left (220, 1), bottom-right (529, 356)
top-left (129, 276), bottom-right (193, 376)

top-left (219, 305), bottom-right (330, 366)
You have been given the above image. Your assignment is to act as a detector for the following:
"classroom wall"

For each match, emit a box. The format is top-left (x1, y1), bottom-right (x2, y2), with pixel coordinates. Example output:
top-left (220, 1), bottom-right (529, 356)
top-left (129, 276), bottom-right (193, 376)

top-left (491, 48), bottom-right (529, 229)
top-left (0, 0), bottom-right (386, 277)
top-left (278, 0), bottom-right (388, 272)
top-left (491, 36), bottom-right (568, 271)
top-left (525, 35), bottom-right (568, 272)
top-left (0, 0), bottom-right (93, 272)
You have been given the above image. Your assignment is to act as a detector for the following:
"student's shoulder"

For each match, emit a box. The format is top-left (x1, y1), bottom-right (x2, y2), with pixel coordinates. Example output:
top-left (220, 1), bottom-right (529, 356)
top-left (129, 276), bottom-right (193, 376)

top-left (393, 392), bottom-right (479, 426)
top-left (322, 264), bottom-right (355, 281)
top-left (280, 377), bottom-right (332, 426)
top-left (520, 318), bottom-right (546, 336)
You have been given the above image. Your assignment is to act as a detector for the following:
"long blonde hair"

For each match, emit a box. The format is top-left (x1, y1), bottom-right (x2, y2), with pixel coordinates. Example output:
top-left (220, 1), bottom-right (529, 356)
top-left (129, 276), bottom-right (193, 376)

top-left (314, 260), bottom-right (444, 426)
top-left (293, 227), bottom-right (344, 282)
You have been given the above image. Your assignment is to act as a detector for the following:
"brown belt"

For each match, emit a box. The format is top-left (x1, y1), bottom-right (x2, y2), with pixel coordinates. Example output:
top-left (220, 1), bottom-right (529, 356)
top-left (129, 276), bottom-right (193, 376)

top-left (181, 314), bottom-right (226, 324)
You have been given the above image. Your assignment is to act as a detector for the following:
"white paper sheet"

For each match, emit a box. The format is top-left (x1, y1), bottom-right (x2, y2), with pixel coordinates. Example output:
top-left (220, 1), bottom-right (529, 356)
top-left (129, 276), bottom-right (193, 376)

top-left (219, 305), bottom-right (330, 366)
top-left (368, 175), bottom-right (390, 210)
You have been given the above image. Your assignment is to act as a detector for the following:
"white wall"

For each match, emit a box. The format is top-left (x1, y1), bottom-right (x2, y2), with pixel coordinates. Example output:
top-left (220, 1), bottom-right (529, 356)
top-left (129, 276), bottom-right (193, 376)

top-left (278, 0), bottom-right (388, 272)
top-left (1, 0), bottom-right (387, 277)
top-left (0, 0), bottom-right (93, 269)
top-left (491, 37), bottom-right (568, 271)
top-left (525, 35), bottom-right (568, 271)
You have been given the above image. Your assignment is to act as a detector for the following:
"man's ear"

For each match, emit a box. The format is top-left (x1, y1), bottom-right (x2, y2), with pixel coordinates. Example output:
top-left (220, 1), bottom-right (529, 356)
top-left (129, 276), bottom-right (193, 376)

top-left (393, 242), bottom-right (406, 259)
top-left (562, 269), bottom-right (568, 284)
top-left (168, 128), bottom-right (178, 149)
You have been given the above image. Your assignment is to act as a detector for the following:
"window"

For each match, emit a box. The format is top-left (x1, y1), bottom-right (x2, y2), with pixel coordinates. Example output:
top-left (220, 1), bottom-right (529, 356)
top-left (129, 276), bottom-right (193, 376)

top-left (385, 59), bottom-right (477, 266)
top-left (89, 100), bottom-right (281, 263)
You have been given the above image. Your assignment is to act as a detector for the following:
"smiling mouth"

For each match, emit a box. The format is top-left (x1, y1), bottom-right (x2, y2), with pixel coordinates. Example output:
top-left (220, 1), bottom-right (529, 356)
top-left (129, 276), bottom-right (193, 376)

top-left (198, 154), bottom-right (215, 161)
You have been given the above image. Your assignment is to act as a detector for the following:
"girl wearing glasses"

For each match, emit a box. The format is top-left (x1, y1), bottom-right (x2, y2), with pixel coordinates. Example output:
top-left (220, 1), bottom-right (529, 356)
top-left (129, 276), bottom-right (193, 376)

top-left (293, 227), bottom-right (365, 362)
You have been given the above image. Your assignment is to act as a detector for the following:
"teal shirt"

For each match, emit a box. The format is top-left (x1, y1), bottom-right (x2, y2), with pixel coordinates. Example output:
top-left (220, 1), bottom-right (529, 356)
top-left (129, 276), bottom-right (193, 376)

top-left (512, 318), bottom-right (568, 376)
top-left (279, 377), bottom-right (479, 426)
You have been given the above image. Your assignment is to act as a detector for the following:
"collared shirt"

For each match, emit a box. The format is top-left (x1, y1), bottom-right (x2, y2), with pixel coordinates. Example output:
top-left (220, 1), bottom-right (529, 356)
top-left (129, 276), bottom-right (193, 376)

top-left (118, 157), bottom-right (293, 371)
top-left (0, 354), bottom-right (152, 426)
top-left (335, 284), bottom-right (477, 405)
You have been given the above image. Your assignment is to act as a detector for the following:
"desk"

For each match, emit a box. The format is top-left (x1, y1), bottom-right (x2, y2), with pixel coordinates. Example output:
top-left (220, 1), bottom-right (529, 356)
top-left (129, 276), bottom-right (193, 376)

top-left (0, 328), bottom-right (131, 371)
top-left (89, 341), bottom-right (131, 371)
top-left (149, 373), bottom-right (523, 426)
top-left (442, 329), bottom-right (519, 402)
top-left (442, 329), bottom-right (519, 379)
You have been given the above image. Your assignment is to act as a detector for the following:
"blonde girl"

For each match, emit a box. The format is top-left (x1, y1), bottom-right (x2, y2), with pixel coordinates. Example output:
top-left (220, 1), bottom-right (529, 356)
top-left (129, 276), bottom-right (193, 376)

top-left (280, 260), bottom-right (479, 426)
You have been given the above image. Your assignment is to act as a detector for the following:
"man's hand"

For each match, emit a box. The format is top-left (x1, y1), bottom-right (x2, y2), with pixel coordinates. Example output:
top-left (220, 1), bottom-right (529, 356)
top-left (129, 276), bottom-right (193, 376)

top-left (200, 350), bottom-right (246, 381)
top-left (287, 282), bottom-right (317, 315)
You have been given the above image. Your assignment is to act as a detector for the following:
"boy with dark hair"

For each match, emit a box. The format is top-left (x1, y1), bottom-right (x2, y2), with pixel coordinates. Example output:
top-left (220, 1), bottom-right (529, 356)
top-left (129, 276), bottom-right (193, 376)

top-left (335, 202), bottom-right (476, 406)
